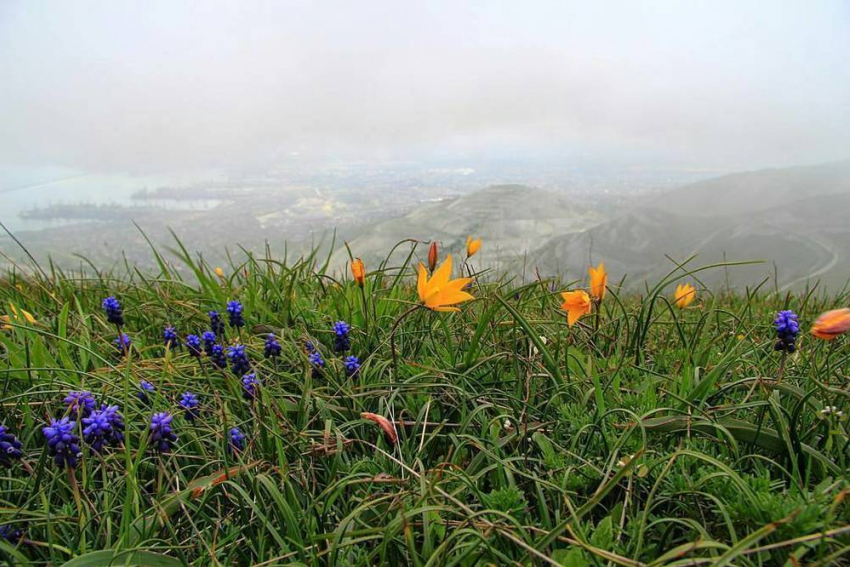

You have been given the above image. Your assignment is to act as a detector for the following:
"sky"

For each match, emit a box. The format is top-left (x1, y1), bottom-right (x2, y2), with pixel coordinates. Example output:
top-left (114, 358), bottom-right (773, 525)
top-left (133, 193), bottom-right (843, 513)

top-left (1, 1), bottom-right (848, 173)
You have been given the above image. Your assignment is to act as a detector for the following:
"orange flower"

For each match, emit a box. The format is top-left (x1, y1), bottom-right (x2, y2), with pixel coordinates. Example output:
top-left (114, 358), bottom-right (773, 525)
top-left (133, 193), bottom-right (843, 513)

top-left (351, 258), bottom-right (366, 287)
top-left (466, 235), bottom-right (482, 259)
top-left (674, 283), bottom-right (697, 309)
top-left (810, 308), bottom-right (850, 341)
top-left (428, 241), bottom-right (439, 273)
top-left (588, 262), bottom-right (607, 301)
top-left (560, 290), bottom-right (592, 327)
top-left (214, 267), bottom-right (225, 278)
top-left (361, 412), bottom-right (398, 444)
top-left (417, 254), bottom-right (474, 312)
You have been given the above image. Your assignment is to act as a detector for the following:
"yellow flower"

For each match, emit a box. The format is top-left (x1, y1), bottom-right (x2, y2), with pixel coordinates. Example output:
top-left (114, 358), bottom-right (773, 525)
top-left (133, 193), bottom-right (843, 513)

top-left (810, 308), bottom-right (850, 341)
top-left (674, 283), bottom-right (697, 309)
top-left (560, 290), bottom-right (592, 327)
top-left (588, 262), bottom-right (607, 301)
top-left (2, 304), bottom-right (36, 329)
top-left (417, 254), bottom-right (474, 312)
top-left (351, 258), bottom-right (366, 287)
top-left (0, 315), bottom-right (10, 331)
top-left (466, 235), bottom-right (482, 259)
top-left (215, 267), bottom-right (225, 278)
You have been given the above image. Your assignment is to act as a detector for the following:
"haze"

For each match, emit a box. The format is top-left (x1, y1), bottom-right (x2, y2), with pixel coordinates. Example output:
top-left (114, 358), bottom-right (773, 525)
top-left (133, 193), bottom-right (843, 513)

top-left (2, 1), bottom-right (849, 172)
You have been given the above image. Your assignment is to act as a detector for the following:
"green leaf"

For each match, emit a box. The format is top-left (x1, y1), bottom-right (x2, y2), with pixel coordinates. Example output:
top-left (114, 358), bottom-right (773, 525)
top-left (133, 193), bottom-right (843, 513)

top-left (60, 550), bottom-right (183, 567)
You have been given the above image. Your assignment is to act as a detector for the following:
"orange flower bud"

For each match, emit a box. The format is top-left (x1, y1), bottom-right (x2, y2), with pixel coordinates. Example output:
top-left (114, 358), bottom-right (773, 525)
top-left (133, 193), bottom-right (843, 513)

top-left (351, 258), bottom-right (366, 287)
top-left (810, 308), bottom-right (850, 341)
top-left (428, 241), bottom-right (439, 273)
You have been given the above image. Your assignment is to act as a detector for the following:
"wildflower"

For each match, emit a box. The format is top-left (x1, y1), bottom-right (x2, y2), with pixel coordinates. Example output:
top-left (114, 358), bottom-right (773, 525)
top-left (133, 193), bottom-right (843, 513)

top-left (163, 326), bottom-right (180, 349)
top-left (63, 390), bottom-right (96, 418)
top-left (137, 380), bottom-right (156, 404)
top-left (351, 258), bottom-right (366, 287)
top-left (810, 308), bottom-right (850, 341)
top-left (82, 404), bottom-right (124, 452)
top-left (417, 255), bottom-right (474, 312)
top-left (309, 351), bottom-right (324, 368)
top-left (427, 241), bottom-right (439, 273)
top-left (773, 309), bottom-right (800, 353)
top-left (3, 304), bottom-right (36, 328)
top-left (201, 330), bottom-right (217, 355)
top-left (333, 320), bottom-right (351, 352)
top-left (304, 339), bottom-right (317, 354)
top-left (178, 392), bottom-right (200, 421)
top-left (361, 412), bottom-right (398, 444)
top-left (227, 344), bottom-right (251, 375)
top-left (102, 296), bottom-right (124, 326)
top-left (210, 345), bottom-right (228, 369)
top-left (821, 406), bottom-right (844, 417)
top-left (344, 355), bottom-right (361, 376)
top-left (229, 427), bottom-right (246, 454)
top-left (114, 333), bottom-right (132, 355)
top-left (185, 334), bottom-right (202, 357)
top-left (209, 311), bottom-right (224, 336)
top-left (226, 300), bottom-right (244, 328)
top-left (241, 373), bottom-right (260, 400)
top-left (215, 267), bottom-right (225, 278)
top-left (42, 417), bottom-right (81, 468)
top-left (674, 283), bottom-right (697, 309)
top-left (466, 235), bottom-right (482, 259)
top-left (0, 425), bottom-right (23, 466)
top-left (588, 262), bottom-right (607, 301)
top-left (0, 524), bottom-right (22, 544)
top-left (149, 412), bottom-right (177, 453)
top-left (264, 333), bottom-right (281, 359)
top-left (560, 290), bottom-right (592, 327)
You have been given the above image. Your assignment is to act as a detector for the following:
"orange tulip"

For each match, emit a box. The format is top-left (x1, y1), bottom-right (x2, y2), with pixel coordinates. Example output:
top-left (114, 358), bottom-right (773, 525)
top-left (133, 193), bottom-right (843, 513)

top-left (560, 290), bottom-right (592, 327)
top-left (588, 262), bottom-right (607, 301)
top-left (361, 412), bottom-right (398, 444)
top-left (351, 258), bottom-right (366, 287)
top-left (417, 255), bottom-right (474, 312)
top-left (810, 308), bottom-right (850, 341)
top-left (674, 283), bottom-right (697, 309)
top-left (428, 241), bottom-right (439, 273)
top-left (466, 235), bottom-right (482, 259)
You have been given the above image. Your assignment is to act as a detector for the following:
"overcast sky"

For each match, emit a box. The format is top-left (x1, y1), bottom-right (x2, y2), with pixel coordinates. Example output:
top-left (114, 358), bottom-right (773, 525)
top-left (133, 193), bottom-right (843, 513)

top-left (1, 1), bottom-right (848, 172)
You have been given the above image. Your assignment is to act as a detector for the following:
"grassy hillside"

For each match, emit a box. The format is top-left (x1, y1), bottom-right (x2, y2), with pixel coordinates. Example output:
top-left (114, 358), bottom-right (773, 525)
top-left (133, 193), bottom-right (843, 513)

top-left (0, 240), bottom-right (848, 566)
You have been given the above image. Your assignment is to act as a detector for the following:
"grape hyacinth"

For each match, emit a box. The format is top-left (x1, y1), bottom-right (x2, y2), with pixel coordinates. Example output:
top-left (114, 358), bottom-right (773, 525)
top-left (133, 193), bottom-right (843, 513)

top-left (185, 334), bottom-right (202, 357)
top-left (229, 427), bottom-right (246, 454)
top-left (309, 351), bottom-right (324, 377)
top-left (149, 412), bottom-right (177, 453)
top-left (114, 333), bottom-right (132, 355)
top-left (304, 339), bottom-right (316, 354)
top-left (210, 344), bottom-right (227, 369)
top-left (137, 380), bottom-right (156, 404)
top-left (163, 326), bottom-right (180, 349)
top-left (226, 300), bottom-right (244, 328)
top-left (333, 321), bottom-right (351, 352)
top-left (0, 524), bottom-right (22, 544)
top-left (201, 331), bottom-right (217, 355)
top-left (774, 310), bottom-right (800, 353)
top-left (209, 311), bottom-right (225, 336)
top-left (82, 404), bottom-right (124, 452)
top-left (264, 333), bottom-right (281, 359)
top-left (344, 355), bottom-right (361, 376)
top-left (0, 425), bottom-right (23, 466)
top-left (179, 392), bottom-right (200, 421)
top-left (102, 296), bottom-right (124, 326)
top-left (64, 390), bottom-right (96, 418)
top-left (241, 373), bottom-right (260, 400)
top-left (42, 417), bottom-right (81, 468)
top-left (227, 344), bottom-right (251, 375)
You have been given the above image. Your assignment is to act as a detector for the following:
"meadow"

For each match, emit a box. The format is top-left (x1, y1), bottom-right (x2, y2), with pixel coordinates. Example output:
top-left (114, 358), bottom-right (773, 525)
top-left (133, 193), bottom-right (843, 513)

top-left (0, 236), bottom-right (848, 566)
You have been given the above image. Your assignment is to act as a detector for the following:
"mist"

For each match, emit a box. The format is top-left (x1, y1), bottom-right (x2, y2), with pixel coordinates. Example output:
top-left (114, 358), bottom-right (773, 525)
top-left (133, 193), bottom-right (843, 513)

top-left (1, 1), bottom-right (849, 173)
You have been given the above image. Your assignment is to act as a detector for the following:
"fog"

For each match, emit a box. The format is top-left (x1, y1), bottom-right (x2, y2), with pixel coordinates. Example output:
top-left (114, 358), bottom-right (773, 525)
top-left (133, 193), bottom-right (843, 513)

top-left (1, 1), bottom-right (848, 173)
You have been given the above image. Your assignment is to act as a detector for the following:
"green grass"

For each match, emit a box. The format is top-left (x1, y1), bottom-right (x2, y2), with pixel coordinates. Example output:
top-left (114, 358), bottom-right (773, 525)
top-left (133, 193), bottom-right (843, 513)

top-left (0, 238), bottom-right (848, 566)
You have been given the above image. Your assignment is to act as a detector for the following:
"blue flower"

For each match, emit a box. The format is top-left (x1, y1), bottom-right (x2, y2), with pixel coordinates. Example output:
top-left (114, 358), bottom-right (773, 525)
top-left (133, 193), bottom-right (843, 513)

top-left (210, 345), bottom-right (227, 369)
top-left (209, 311), bottom-right (225, 336)
top-left (774, 309), bottom-right (800, 353)
top-left (309, 351), bottom-right (324, 368)
top-left (0, 524), bottom-right (22, 544)
top-left (102, 296), bottom-right (124, 326)
top-left (163, 326), bottom-right (180, 349)
top-left (0, 425), bottom-right (23, 466)
top-left (304, 339), bottom-right (316, 354)
top-left (241, 373), bottom-right (260, 400)
top-left (114, 333), bottom-right (132, 355)
top-left (264, 333), bottom-right (281, 359)
top-left (64, 390), bottom-right (96, 418)
top-left (226, 300), bottom-right (244, 328)
top-left (201, 331), bottom-right (217, 355)
top-left (344, 355), bottom-right (361, 376)
top-left (333, 321), bottom-right (351, 352)
top-left (229, 427), bottom-right (246, 453)
top-left (227, 344), bottom-right (251, 375)
top-left (137, 380), bottom-right (156, 404)
top-left (185, 334), bottom-right (202, 357)
top-left (82, 404), bottom-right (124, 452)
top-left (149, 412), bottom-right (177, 453)
top-left (42, 417), bottom-right (81, 468)
top-left (179, 392), bottom-right (200, 421)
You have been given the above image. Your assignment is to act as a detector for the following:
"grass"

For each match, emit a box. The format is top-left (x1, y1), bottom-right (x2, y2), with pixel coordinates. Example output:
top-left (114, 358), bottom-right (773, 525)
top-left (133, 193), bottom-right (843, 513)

top-left (0, 236), bottom-right (848, 566)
